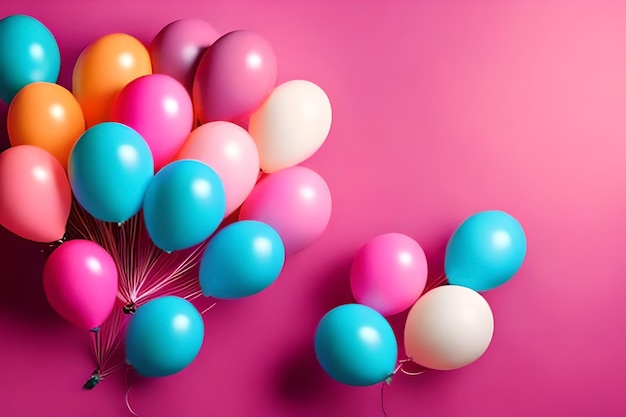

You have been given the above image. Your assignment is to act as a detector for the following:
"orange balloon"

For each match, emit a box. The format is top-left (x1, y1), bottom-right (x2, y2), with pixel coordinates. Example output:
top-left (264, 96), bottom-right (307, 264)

top-left (73, 33), bottom-right (152, 127)
top-left (7, 82), bottom-right (85, 170)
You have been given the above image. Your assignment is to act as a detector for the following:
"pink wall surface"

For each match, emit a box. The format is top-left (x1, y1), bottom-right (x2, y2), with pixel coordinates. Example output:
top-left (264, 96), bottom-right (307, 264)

top-left (1, 1), bottom-right (625, 416)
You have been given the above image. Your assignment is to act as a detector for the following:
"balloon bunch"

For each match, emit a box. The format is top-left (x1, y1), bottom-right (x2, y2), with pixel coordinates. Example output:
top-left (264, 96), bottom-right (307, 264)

top-left (314, 210), bottom-right (527, 386)
top-left (0, 15), bottom-right (333, 385)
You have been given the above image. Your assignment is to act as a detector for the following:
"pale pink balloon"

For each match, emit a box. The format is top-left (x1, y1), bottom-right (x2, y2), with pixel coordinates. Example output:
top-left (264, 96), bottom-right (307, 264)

top-left (149, 18), bottom-right (221, 93)
top-left (350, 233), bottom-right (428, 316)
top-left (0, 145), bottom-right (71, 243)
top-left (239, 166), bottom-right (331, 256)
top-left (176, 121), bottom-right (260, 216)
top-left (111, 74), bottom-right (193, 171)
top-left (43, 239), bottom-right (119, 330)
top-left (193, 30), bottom-right (277, 123)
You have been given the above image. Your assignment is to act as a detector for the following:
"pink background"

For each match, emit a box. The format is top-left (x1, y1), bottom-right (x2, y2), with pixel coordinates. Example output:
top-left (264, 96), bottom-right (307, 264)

top-left (1, 0), bottom-right (625, 416)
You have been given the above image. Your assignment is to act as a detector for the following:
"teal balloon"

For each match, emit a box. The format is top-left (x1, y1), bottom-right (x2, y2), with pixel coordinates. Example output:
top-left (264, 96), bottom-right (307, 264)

top-left (68, 122), bottom-right (154, 223)
top-left (314, 304), bottom-right (397, 386)
top-left (199, 220), bottom-right (285, 299)
top-left (445, 210), bottom-right (527, 291)
top-left (143, 159), bottom-right (225, 252)
top-left (125, 296), bottom-right (204, 377)
top-left (0, 15), bottom-right (60, 103)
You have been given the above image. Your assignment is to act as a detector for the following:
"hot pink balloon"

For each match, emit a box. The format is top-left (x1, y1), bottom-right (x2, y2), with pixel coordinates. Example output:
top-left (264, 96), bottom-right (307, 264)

top-left (43, 239), bottom-right (119, 331)
top-left (176, 121), bottom-right (260, 216)
top-left (111, 74), bottom-right (193, 170)
top-left (350, 233), bottom-right (428, 317)
top-left (193, 30), bottom-right (277, 124)
top-left (149, 18), bottom-right (220, 93)
top-left (0, 145), bottom-right (71, 243)
top-left (239, 166), bottom-right (331, 256)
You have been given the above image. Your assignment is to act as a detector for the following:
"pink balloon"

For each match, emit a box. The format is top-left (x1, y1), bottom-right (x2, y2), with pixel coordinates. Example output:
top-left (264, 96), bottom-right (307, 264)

top-left (176, 121), bottom-right (260, 216)
top-left (111, 74), bottom-right (193, 170)
top-left (350, 233), bottom-right (428, 317)
top-left (43, 239), bottom-right (119, 330)
top-left (193, 30), bottom-right (277, 124)
top-left (0, 145), bottom-right (71, 243)
top-left (239, 166), bottom-right (331, 256)
top-left (149, 19), bottom-right (220, 93)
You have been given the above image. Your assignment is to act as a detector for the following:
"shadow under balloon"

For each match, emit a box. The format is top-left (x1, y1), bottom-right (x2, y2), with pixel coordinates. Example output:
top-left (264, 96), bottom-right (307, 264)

top-left (1, 101), bottom-right (9, 151)
top-left (0, 227), bottom-right (63, 330)
top-left (313, 253), bottom-right (356, 315)
top-left (272, 341), bottom-right (343, 406)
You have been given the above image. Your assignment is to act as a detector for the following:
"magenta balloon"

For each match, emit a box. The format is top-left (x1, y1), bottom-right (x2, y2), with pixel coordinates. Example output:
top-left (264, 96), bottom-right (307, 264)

top-left (149, 19), bottom-right (220, 93)
top-left (239, 166), bottom-right (331, 256)
top-left (111, 74), bottom-right (193, 171)
top-left (43, 239), bottom-right (119, 330)
top-left (193, 30), bottom-right (277, 124)
top-left (350, 233), bottom-right (428, 316)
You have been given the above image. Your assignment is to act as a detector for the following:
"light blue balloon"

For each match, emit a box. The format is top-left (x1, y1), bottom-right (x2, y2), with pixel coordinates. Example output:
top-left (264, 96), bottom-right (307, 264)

top-left (143, 159), bottom-right (225, 252)
top-left (0, 15), bottom-right (60, 103)
top-left (445, 210), bottom-right (527, 291)
top-left (199, 220), bottom-right (285, 299)
top-left (314, 304), bottom-right (398, 386)
top-left (125, 296), bottom-right (204, 377)
top-left (68, 122), bottom-right (154, 223)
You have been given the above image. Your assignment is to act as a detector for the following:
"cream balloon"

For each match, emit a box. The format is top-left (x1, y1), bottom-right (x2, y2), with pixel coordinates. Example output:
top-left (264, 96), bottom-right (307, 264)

top-left (404, 285), bottom-right (494, 371)
top-left (248, 80), bottom-right (332, 173)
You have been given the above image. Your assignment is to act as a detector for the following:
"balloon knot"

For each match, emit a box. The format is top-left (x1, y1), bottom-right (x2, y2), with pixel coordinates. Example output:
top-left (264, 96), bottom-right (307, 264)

top-left (83, 370), bottom-right (100, 390)
top-left (123, 303), bottom-right (137, 314)
top-left (48, 232), bottom-right (68, 249)
top-left (90, 326), bottom-right (100, 333)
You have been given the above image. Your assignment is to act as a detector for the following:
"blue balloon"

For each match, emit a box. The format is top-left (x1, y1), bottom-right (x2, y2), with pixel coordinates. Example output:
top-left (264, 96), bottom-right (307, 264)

top-left (125, 296), bottom-right (204, 377)
top-left (314, 304), bottom-right (398, 386)
top-left (0, 15), bottom-right (60, 103)
top-left (143, 159), bottom-right (225, 252)
top-left (199, 220), bottom-right (285, 299)
top-left (445, 210), bottom-right (527, 291)
top-left (68, 122), bottom-right (154, 223)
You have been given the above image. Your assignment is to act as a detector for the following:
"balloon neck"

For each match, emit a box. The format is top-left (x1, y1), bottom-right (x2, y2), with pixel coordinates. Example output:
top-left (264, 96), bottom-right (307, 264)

top-left (117, 222), bottom-right (123, 227)
top-left (90, 326), bottom-right (100, 333)
top-left (47, 232), bottom-right (68, 249)
top-left (123, 303), bottom-right (137, 314)
top-left (83, 370), bottom-right (100, 390)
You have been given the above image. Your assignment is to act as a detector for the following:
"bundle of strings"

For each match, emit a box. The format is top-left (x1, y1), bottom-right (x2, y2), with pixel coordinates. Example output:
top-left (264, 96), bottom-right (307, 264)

top-left (66, 201), bottom-right (207, 388)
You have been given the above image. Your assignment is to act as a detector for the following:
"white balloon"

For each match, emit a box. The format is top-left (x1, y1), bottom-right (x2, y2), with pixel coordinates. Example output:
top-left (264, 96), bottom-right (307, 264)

top-left (404, 285), bottom-right (494, 371)
top-left (248, 79), bottom-right (332, 173)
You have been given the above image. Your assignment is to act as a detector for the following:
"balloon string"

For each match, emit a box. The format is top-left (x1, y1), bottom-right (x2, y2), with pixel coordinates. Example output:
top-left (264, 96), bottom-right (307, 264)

top-left (125, 367), bottom-right (139, 417)
top-left (423, 272), bottom-right (448, 293)
top-left (380, 359), bottom-right (427, 416)
top-left (381, 382), bottom-right (389, 417)
top-left (201, 302), bottom-right (217, 315)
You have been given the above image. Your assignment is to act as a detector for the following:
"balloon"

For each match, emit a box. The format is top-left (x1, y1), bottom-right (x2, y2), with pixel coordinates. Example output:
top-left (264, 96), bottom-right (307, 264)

top-left (72, 33), bottom-right (152, 127)
top-left (149, 18), bottom-right (220, 93)
top-left (239, 166), bottom-right (331, 256)
top-left (125, 296), bottom-right (204, 377)
top-left (404, 285), bottom-right (494, 371)
top-left (68, 122), bottom-right (154, 223)
top-left (143, 160), bottom-right (226, 252)
top-left (350, 233), bottom-right (428, 317)
top-left (7, 82), bottom-right (85, 169)
top-left (0, 14), bottom-right (60, 104)
top-left (111, 74), bottom-right (193, 170)
top-left (249, 80), bottom-right (332, 173)
top-left (314, 304), bottom-right (397, 386)
top-left (175, 121), bottom-right (260, 216)
top-left (193, 30), bottom-right (277, 123)
top-left (199, 220), bottom-right (285, 299)
top-left (445, 210), bottom-right (527, 291)
top-left (43, 239), bottom-right (118, 331)
top-left (0, 145), bottom-right (71, 242)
